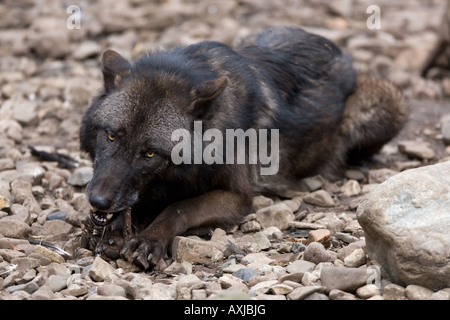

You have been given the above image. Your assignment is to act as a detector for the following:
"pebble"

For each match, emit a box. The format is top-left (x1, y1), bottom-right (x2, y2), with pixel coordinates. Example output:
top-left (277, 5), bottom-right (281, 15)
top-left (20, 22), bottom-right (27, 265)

top-left (232, 268), bottom-right (261, 282)
top-left (340, 179), bottom-right (361, 197)
top-left (405, 284), bottom-right (434, 300)
top-left (286, 260), bottom-right (316, 274)
top-left (303, 190), bottom-right (335, 207)
top-left (382, 283), bottom-right (407, 300)
top-left (356, 284), bottom-right (380, 299)
top-left (89, 256), bottom-right (116, 282)
top-left (329, 289), bottom-right (357, 300)
top-left (398, 140), bottom-right (435, 160)
top-left (255, 202), bottom-right (295, 230)
top-left (308, 229), bottom-right (331, 246)
top-left (97, 283), bottom-right (127, 298)
top-left (33, 245), bottom-right (65, 264)
top-left (287, 286), bottom-right (325, 300)
top-left (171, 236), bottom-right (224, 263)
top-left (320, 267), bottom-right (370, 293)
top-left (343, 248), bottom-right (366, 267)
top-left (67, 167), bottom-right (94, 187)
top-left (303, 242), bottom-right (336, 264)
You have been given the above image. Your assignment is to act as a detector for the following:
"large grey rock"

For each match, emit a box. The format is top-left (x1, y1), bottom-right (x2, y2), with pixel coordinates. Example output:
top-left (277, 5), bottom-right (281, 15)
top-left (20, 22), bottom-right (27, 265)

top-left (357, 161), bottom-right (450, 290)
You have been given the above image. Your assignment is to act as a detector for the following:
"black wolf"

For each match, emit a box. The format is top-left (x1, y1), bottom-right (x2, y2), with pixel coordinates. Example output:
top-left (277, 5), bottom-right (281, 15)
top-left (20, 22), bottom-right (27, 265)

top-left (80, 26), bottom-right (407, 269)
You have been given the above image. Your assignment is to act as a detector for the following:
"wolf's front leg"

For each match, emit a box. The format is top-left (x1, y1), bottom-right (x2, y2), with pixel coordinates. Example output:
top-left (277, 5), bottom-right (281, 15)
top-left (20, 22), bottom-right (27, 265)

top-left (120, 190), bottom-right (251, 270)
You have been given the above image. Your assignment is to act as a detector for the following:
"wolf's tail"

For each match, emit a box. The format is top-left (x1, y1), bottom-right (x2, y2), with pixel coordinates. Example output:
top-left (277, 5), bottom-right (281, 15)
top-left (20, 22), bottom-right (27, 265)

top-left (340, 76), bottom-right (408, 161)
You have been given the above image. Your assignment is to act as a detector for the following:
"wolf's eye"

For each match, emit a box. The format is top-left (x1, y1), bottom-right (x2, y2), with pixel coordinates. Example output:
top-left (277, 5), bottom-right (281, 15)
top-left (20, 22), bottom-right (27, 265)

top-left (145, 152), bottom-right (155, 159)
top-left (107, 134), bottom-right (116, 142)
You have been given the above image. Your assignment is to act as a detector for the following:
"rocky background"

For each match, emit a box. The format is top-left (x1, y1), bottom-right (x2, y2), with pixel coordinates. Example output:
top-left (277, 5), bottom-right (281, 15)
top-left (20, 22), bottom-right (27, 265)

top-left (0, 0), bottom-right (449, 300)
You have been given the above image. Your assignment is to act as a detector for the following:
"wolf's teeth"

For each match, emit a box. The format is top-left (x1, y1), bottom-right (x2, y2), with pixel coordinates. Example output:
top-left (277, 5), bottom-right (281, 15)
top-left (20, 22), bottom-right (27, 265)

top-left (91, 206), bottom-right (98, 213)
top-left (106, 213), bottom-right (113, 220)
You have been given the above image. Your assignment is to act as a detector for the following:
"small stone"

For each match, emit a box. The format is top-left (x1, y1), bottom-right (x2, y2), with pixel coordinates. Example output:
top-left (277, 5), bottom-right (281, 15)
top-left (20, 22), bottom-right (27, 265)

top-left (164, 260), bottom-right (192, 275)
top-left (287, 286), bottom-right (325, 300)
top-left (30, 285), bottom-right (56, 300)
top-left (241, 252), bottom-right (276, 270)
top-left (288, 221), bottom-right (326, 229)
top-left (0, 220), bottom-right (31, 239)
top-left (405, 284), bottom-right (434, 300)
top-left (33, 245), bottom-right (65, 264)
top-left (320, 267), bottom-right (370, 293)
top-left (97, 284), bottom-right (127, 298)
top-left (336, 240), bottom-right (365, 261)
top-left (344, 169), bottom-right (365, 181)
top-left (383, 283), bottom-right (407, 300)
top-left (6, 281), bottom-right (39, 294)
top-left (43, 220), bottom-right (73, 235)
top-left (218, 274), bottom-right (245, 289)
top-left (286, 260), bottom-right (316, 274)
top-left (89, 256), bottom-right (116, 282)
top-left (250, 280), bottom-right (278, 295)
top-left (124, 274), bottom-right (153, 299)
top-left (368, 168), bottom-right (399, 184)
top-left (269, 283), bottom-right (294, 295)
top-left (252, 232), bottom-right (271, 250)
top-left (72, 41), bottom-right (102, 60)
top-left (191, 289), bottom-right (207, 300)
top-left (300, 175), bottom-right (325, 191)
top-left (329, 289), bottom-right (357, 300)
top-left (232, 268), bottom-right (260, 282)
top-left (398, 140), bottom-right (435, 160)
top-left (344, 248), bottom-right (366, 267)
top-left (171, 236), bottom-right (224, 263)
top-left (240, 220), bottom-right (261, 232)
top-left (149, 282), bottom-right (176, 300)
top-left (441, 114), bottom-right (450, 144)
top-left (46, 274), bottom-right (67, 292)
top-left (356, 284), bottom-right (380, 299)
top-left (308, 229), bottom-right (331, 246)
top-left (255, 202), bottom-right (295, 230)
top-left (303, 190), bottom-right (335, 207)
top-left (430, 290), bottom-right (450, 300)
top-left (340, 180), bottom-right (361, 197)
top-left (303, 242), bottom-right (336, 264)
top-left (67, 167), bottom-right (93, 187)
top-left (251, 195), bottom-right (274, 211)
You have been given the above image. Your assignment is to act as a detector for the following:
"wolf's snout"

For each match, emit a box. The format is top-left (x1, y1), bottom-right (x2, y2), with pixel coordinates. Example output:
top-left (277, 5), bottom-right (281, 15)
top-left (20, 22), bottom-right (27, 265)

top-left (89, 193), bottom-right (113, 211)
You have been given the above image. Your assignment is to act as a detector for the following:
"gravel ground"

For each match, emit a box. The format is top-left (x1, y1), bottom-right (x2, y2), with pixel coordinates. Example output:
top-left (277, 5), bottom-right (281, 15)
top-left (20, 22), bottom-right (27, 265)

top-left (1, 0), bottom-right (450, 301)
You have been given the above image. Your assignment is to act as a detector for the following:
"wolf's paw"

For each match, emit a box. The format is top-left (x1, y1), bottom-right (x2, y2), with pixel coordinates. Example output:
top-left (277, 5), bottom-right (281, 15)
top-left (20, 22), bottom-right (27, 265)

top-left (94, 229), bottom-right (125, 260)
top-left (120, 236), bottom-right (165, 270)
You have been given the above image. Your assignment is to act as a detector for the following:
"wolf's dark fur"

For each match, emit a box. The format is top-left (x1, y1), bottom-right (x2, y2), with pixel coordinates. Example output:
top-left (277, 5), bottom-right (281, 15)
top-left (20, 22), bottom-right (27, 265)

top-left (80, 26), bottom-right (407, 269)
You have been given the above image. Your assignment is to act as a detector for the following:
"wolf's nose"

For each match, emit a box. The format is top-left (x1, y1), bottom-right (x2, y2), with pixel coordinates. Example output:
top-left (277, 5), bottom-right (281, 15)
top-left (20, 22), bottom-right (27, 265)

top-left (89, 193), bottom-right (113, 211)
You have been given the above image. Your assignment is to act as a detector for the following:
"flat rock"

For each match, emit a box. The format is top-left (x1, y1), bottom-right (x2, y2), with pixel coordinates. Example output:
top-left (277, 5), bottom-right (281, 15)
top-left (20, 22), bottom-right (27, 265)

top-left (171, 236), bottom-right (224, 263)
top-left (303, 190), bottom-right (335, 207)
top-left (0, 219), bottom-right (31, 239)
top-left (357, 161), bottom-right (450, 290)
top-left (286, 260), bottom-right (316, 274)
top-left (320, 267), bottom-right (370, 293)
top-left (398, 140), bottom-right (435, 159)
top-left (287, 285), bottom-right (325, 300)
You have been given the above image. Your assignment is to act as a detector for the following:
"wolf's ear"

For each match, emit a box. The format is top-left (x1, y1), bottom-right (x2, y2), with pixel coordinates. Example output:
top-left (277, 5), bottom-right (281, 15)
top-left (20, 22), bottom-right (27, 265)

top-left (101, 50), bottom-right (131, 91)
top-left (194, 76), bottom-right (228, 102)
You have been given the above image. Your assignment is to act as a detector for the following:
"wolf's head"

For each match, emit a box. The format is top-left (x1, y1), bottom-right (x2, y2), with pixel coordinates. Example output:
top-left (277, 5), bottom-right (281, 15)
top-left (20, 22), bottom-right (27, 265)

top-left (80, 49), bottom-right (228, 226)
